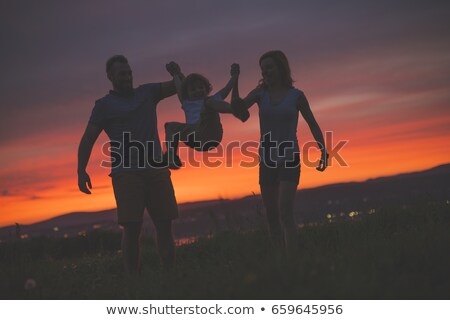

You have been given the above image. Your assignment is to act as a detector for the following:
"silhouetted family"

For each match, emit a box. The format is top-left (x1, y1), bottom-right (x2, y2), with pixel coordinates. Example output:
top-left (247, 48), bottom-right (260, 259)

top-left (77, 50), bottom-right (328, 276)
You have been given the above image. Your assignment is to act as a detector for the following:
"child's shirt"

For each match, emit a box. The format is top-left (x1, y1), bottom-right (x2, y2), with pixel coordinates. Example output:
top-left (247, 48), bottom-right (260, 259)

top-left (182, 92), bottom-right (223, 124)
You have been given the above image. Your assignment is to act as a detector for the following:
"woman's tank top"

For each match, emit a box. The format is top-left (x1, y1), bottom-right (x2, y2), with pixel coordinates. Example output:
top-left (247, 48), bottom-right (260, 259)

top-left (257, 87), bottom-right (303, 165)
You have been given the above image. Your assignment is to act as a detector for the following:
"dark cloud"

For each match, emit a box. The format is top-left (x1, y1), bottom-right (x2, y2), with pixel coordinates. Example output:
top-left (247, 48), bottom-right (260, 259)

top-left (1, 0), bottom-right (450, 143)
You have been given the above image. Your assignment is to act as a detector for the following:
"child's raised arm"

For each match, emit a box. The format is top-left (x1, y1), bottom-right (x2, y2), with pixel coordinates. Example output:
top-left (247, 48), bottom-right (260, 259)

top-left (229, 63), bottom-right (260, 122)
top-left (166, 61), bottom-right (184, 102)
top-left (216, 63), bottom-right (240, 100)
top-left (229, 64), bottom-right (251, 122)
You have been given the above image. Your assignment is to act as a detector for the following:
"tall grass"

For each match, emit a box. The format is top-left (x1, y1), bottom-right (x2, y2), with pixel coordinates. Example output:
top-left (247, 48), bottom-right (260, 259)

top-left (0, 200), bottom-right (448, 299)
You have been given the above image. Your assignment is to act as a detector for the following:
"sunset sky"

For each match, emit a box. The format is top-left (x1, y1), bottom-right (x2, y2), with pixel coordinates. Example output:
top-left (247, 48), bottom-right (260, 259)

top-left (1, 1), bottom-right (450, 227)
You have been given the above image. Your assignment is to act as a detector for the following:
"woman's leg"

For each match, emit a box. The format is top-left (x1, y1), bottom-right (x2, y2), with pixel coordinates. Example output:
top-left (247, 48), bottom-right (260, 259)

top-left (260, 183), bottom-right (283, 248)
top-left (278, 181), bottom-right (298, 259)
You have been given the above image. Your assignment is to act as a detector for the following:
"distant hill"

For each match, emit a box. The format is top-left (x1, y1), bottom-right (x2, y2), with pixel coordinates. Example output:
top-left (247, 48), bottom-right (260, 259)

top-left (1, 164), bottom-right (449, 241)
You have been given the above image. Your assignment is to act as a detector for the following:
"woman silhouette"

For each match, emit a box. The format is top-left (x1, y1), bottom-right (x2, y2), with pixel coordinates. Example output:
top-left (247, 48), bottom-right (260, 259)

top-left (232, 50), bottom-right (328, 258)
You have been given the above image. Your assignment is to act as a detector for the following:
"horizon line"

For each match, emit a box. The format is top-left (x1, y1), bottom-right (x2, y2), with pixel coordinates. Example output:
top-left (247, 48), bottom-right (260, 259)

top-left (2, 161), bottom-right (448, 229)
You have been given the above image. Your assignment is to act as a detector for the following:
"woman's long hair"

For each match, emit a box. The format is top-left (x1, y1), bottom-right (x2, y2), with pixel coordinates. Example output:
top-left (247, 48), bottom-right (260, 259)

top-left (258, 50), bottom-right (294, 89)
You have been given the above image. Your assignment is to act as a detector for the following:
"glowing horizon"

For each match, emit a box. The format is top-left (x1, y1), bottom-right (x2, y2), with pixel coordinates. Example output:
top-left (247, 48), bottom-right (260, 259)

top-left (1, 1), bottom-right (450, 227)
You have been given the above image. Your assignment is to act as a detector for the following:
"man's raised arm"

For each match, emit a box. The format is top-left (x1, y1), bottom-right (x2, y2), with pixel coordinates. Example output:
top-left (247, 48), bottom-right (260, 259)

top-left (160, 61), bottom-right (184, 100)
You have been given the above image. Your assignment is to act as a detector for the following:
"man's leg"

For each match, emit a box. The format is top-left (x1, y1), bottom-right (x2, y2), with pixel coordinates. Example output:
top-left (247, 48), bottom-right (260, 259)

top-left (144, 169), bottom-right (179, 270)
top-left (121, 222), bottom-right (143, 275)
top-left (112, 172), bottom-right (146, 276)
top-left (153, 219), bottom-right (175, 270)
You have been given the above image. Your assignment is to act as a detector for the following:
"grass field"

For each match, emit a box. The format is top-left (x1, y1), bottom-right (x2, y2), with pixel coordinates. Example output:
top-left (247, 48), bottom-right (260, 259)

top-left (1, 200), bottom-right (449, 299)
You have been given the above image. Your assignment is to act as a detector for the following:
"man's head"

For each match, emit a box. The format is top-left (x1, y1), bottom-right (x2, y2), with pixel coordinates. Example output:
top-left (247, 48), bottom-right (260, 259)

top-left (106, 55), bottom-right (133, 94)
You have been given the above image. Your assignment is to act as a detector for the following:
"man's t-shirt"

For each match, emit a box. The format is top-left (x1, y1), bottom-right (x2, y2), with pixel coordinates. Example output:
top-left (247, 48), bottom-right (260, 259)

top-left (89, 83), bottom-right (164, 175)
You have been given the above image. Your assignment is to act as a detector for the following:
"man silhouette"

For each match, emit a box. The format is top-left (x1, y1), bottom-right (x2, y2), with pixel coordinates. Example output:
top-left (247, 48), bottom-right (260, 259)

top-left (77, 55), bottom-right (181, 275)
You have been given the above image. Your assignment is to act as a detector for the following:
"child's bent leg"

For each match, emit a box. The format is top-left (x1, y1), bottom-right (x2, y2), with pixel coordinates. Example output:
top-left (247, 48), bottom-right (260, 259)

top-left (164, 122), bottom-right (184, 169)
top-left (164, 122), bottom-right (183, 154)
top-left (195, 106), bottom-right (223, 151)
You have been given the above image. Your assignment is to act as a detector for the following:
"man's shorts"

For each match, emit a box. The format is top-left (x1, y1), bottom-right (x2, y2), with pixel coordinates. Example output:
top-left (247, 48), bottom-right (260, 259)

top-left (259, 156), bottom-right (301, 186)
top-left (111, 168), bottom-right (178, 225)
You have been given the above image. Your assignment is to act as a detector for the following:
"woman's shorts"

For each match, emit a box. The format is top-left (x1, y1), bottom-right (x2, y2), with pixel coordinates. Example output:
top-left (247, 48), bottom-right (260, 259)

top-left (259, 156), bottom-right (301, 186)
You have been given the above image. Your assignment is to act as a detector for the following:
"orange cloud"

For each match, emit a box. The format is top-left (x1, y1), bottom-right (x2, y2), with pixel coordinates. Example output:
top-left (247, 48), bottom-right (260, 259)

top-left (2, 48), bottom-right (450, 227)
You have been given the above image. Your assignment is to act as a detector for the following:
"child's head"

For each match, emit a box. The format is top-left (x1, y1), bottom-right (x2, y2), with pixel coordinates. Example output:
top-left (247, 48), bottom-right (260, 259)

top-left (181, 73), bottom-right (212, 101)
